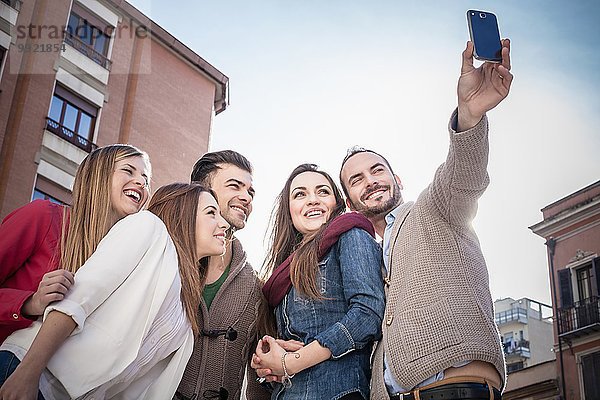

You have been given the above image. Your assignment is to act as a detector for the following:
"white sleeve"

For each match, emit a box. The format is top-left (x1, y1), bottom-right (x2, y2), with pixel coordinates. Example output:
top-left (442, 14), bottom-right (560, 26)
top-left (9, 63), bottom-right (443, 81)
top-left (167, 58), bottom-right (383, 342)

top-left (44, 211), bottom-right (167, 334)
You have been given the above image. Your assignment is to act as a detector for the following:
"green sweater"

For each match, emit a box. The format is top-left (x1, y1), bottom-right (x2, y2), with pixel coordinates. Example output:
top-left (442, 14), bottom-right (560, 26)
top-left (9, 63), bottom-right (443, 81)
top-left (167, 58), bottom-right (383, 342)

top-left (202, 265), bottom-right (230, 309)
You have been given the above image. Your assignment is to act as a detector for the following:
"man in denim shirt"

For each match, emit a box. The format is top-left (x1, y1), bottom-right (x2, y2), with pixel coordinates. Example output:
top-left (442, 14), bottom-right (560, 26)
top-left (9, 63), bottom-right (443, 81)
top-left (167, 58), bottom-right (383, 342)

top-left (339, 40), bottom-right (513, 399)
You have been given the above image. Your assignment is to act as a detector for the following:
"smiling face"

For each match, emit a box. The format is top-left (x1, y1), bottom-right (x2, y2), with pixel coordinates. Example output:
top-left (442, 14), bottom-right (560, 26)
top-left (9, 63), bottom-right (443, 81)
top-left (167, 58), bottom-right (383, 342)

top-left (195, 191), bottom-right (230, 258)
top-left (289, 171), bottom-right (338, 236)
top-left (340, 151), bottom-right (403, 218)
top-left (209, 164), bottom-right (254, 231)
top-left (109, 156), bottom-right (150, 223)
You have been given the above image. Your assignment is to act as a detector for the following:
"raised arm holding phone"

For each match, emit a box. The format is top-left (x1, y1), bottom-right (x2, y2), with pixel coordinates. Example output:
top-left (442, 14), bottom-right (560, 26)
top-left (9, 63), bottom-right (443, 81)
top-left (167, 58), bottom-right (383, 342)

top-left (336, 13), bottom-right (513, 400)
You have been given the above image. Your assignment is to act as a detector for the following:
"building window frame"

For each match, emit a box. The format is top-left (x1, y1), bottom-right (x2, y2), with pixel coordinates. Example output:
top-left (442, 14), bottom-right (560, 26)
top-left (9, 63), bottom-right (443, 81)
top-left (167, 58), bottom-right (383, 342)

top-left (507, 361), bottom-right (524, 374)
top-left (46, 84), bottom-right (98, 153)
top-left (577, 264), bottom-right (594, 302)
top-left (0, 46), bottom-right (6, 83)
top-left (557, 255), bottom-right (600, 337)
top-left (577, 347), bottom-right (600, 400)
top-left (32, 175), bottom-right (72, 206)
top-left (64, 3), bottom-right (113, 70)
top-left (32, 189), bottom-right (64, 205)
top-left (0, 0), bottom-right (22, 11)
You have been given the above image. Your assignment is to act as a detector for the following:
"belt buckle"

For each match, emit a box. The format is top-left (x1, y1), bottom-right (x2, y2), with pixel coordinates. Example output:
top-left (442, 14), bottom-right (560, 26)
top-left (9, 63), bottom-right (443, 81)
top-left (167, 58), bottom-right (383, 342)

top-left (391, 391), bottom-right (409, 400)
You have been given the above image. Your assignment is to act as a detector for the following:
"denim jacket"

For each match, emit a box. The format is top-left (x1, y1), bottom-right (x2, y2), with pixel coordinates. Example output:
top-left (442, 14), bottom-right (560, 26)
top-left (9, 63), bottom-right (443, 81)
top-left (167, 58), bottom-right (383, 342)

top-left (273, 227), bottom-right (385, 400)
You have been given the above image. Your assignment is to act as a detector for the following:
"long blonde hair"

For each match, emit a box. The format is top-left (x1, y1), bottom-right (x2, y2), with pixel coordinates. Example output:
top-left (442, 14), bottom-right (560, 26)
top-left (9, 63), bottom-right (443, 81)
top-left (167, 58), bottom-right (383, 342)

top-left (147, 183), bottom-right (216, 335)
top-left (60, 144), bottom-right (150, 274)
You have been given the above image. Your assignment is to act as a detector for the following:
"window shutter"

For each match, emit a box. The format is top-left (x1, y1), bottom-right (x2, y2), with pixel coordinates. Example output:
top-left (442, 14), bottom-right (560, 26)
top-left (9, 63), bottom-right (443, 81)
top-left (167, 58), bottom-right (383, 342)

top-left (54, 85), bottom-right (98, 117)
top-left (594, 257), bottom-right (600, 297)
top-left (558, 268), bottom-right (573, 308)
top-left (582, 351), bottom-right (600, 399)
top-left (70, 3), bottom-right (113, 35)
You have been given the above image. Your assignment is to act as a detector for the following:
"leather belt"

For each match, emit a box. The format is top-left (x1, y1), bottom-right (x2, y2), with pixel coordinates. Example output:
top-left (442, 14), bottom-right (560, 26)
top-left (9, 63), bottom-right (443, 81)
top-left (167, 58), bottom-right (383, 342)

top-left (390, 383), bottom-right (501, 400)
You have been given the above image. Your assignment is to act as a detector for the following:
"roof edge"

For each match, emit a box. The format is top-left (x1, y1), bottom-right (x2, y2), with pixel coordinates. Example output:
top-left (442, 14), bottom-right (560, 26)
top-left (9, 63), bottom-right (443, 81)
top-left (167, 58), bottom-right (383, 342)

top-left (105, 0), bottom-right (229, 114)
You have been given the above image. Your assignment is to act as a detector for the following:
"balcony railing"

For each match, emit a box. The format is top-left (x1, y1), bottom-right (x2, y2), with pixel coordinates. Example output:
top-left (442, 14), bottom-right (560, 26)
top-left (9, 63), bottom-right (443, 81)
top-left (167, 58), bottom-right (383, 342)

top-left (45, 117), bottom-right (97, 153)
top-left (495, 307), bottom-right (528, 325)
top-left (507, 361), bottom-right (524, 373)
top-left (63, 31), bottom-right (112, 70)
top-left (558, 296), bottom-right (600, 339)
top-left (503, 340), bottom-right (530, 358)
top-left (1, 0), bottom-right (22, 11)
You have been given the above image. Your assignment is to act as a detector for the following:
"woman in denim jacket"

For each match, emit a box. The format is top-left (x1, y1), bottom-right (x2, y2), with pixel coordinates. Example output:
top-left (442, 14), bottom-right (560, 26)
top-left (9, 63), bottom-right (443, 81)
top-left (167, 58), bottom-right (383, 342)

top-left (254, 163), bottom-right (385, 400)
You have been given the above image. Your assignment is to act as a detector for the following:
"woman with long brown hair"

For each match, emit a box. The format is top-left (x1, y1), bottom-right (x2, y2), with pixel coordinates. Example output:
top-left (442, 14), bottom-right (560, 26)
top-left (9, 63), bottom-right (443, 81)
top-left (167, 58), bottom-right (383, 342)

top-left (0, 148), bottom-right (228, 399)
top-left (147, 183), bottom-right (229, 336)
top-left (253, 164), bottom-right (385, 400)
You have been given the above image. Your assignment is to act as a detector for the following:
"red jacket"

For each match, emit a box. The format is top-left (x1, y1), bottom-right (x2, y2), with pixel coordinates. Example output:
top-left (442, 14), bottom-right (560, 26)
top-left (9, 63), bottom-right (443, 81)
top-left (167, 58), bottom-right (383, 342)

top-left (0, 200), bottom-right (66, 343)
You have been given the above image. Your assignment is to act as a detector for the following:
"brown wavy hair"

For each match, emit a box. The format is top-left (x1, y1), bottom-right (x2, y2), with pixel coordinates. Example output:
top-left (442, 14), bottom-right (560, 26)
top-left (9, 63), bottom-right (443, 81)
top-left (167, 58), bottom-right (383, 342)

top-left (262, 164), bottom-right (346, 299)
top-left (147, 183), bottom-right (217, 335)
top-left (60, 144), bottom-right (150, 276)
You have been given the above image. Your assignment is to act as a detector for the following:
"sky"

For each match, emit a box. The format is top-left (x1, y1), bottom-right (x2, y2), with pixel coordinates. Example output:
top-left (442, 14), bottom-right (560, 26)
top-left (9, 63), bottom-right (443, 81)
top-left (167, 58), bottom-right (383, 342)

top-left (129, 0), bottom-right (600, 307)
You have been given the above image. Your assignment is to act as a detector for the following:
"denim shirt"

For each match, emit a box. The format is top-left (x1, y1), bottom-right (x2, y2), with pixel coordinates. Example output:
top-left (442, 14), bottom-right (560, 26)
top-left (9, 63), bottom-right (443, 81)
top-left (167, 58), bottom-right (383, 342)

top-left (273, 227), bottom-right (385, 400)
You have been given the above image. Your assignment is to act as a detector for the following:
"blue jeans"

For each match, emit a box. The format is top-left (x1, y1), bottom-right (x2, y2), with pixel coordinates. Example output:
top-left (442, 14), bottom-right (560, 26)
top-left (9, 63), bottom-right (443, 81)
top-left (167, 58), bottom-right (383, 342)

top-left (0, 351), bottom-right (45, 399)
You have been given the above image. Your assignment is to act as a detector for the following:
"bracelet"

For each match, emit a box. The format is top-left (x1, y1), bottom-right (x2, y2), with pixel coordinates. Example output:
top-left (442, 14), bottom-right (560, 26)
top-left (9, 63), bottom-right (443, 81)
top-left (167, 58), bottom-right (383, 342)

top-left (281, 352), bottom-right (296, 388)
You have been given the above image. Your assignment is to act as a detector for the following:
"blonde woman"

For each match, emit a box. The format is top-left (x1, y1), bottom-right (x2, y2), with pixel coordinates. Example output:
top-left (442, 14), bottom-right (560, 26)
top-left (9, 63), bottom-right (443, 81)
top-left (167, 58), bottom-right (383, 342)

top-left (0, 144), bottom-right (150, 344)
top-left (0, 150), bottom-right (228, 399)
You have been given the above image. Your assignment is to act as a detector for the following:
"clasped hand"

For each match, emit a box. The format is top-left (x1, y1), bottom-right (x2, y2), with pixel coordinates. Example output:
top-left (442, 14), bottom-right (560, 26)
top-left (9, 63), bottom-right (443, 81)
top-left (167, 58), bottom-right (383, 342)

top-left (251, 336), bottom-right (304, 383)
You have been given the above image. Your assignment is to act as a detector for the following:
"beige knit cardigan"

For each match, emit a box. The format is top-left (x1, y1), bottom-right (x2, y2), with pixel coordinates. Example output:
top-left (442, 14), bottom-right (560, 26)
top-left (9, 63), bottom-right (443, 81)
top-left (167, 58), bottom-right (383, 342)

top-left (370, 112), bottom-right (506, 398)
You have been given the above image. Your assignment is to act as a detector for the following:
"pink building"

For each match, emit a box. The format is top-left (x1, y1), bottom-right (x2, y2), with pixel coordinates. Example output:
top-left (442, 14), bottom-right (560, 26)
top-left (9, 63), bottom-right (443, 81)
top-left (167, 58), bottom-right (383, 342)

top-left (530, 180), bottom-right (600, 399)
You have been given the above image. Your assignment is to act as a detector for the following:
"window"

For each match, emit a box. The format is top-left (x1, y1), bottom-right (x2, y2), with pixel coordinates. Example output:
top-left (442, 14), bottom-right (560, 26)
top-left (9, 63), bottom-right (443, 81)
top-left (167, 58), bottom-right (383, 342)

top-left (46, 85), bottom-right (98, 152)
top-left (32, 176), bottom-right (71, 206)
top-left (559, 258), bottom-right (600, 305)
top-left (507, 362), bottom-right (523, 373)
top-left (0, 46), bottom-right (6, 82)
top-left (32, 189), bottom-right (64, 205)
top-left (495, 307), bottom-right (527, 324)
top-left (502, 332), bottom-right (514, 354)
top-left (582, 351), bottom-right (600, 400)
top-left (1, 0), bottom-right (21, 10)
top-left (577, 265), bottom-right (593, 301)
top-left (64, 4), bottom-right (113, 69)
top-left (49, 96), bottom-right (93, 140)
top-left (67, 13), bottom-right (110, 56)
top-left (557, 257), bottom-right (600, 336)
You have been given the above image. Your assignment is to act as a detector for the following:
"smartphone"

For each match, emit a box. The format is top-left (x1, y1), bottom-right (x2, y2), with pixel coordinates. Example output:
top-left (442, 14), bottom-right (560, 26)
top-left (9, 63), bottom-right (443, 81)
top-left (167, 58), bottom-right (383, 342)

top-left (466, 10), bottom-right (502, 62)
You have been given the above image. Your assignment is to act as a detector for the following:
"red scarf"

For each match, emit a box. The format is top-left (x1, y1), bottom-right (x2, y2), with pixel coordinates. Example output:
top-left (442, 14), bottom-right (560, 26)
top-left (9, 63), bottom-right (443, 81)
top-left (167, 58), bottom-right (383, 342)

top-left (262, 212), bottom-right (375, 308)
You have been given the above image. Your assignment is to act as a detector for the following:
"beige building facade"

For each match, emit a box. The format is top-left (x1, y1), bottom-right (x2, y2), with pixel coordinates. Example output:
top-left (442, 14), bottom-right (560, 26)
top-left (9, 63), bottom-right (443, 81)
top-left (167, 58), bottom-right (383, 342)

top-left (495, 297), bottom-right (555, 374)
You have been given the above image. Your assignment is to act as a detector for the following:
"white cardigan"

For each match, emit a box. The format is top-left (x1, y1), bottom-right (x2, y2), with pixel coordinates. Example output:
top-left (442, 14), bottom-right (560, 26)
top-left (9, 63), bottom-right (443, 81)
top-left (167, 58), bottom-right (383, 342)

top-left (2, 211), bottom-right (194, 399)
